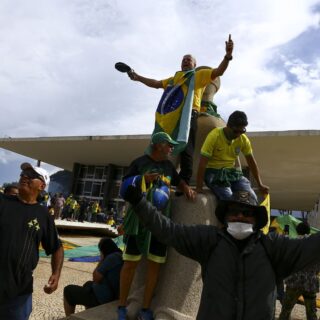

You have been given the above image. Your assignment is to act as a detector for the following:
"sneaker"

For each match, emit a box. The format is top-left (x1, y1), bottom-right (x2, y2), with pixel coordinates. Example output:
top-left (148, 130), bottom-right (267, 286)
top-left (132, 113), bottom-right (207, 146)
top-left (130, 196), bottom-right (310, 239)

top-left (137, 308), bottom-right (154, 320)
top-left (117, 306), bottom-right (127, 320)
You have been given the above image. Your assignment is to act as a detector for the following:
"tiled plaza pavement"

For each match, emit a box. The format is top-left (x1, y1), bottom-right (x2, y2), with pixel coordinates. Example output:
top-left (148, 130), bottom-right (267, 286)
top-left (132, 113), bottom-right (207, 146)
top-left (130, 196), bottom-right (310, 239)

top-left (31, 235), bottom-right (98, 320)
top-left (30, 235), bottom-right (320, 319)
top-left (30, 258), bottom-right (94, 320)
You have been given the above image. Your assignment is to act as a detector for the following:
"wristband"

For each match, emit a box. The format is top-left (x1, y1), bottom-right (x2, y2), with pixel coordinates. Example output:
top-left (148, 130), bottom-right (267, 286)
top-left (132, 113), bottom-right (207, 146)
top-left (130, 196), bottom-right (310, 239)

top-left (224, 55), bottom-right (233, 61)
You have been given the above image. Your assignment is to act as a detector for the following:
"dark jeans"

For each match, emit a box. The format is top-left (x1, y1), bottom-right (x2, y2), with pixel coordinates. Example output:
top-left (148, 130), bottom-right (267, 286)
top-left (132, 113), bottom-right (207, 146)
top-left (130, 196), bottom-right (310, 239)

top-left (179, 110), bottom-right (198, 184)
top-left (0, 294), bottom-right (32, 320)
top-left (278, 288), bottom-right (317, 320)
top-left (64, 281), bottom-right (99, 309)
top-left (205, 173), bottom-right (257, 201)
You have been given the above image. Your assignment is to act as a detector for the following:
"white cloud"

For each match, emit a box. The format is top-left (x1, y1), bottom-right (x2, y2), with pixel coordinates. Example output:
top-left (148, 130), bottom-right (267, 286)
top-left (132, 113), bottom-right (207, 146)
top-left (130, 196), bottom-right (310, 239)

top-left (0, 0), bottom-right (320, 182)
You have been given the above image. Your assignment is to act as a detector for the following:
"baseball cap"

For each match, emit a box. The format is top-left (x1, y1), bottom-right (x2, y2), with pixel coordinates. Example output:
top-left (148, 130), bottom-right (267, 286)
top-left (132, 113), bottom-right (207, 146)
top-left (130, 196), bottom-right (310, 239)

top-left (20, 163), bottom-right (50, 185)
top-left (151, 132), bottom-right (179, 146)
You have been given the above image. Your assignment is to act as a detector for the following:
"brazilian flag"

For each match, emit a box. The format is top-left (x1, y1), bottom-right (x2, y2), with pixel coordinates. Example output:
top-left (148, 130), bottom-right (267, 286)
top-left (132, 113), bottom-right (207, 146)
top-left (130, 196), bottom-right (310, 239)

top-left (152, 70), bottom-right (195, 155)
top-left (123, 175), bottom-right (171, 255)
top-left (260, 194), bottom-right (271, 235)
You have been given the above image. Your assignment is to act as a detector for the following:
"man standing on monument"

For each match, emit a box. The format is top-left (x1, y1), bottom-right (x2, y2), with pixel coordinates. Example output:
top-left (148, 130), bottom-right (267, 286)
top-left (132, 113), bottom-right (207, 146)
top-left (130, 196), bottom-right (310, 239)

top-left (0, 163), bottom-right (64, 319)
top-left (118, 132), bottom-right (195, 320)
top-left (127, 35), bottom-right (234, 185)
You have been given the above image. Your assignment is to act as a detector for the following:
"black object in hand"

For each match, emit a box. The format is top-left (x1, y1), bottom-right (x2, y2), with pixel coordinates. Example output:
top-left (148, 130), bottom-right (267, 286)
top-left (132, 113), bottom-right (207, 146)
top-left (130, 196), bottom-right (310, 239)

top-left (115, 62), bottom-right (133, 73)
top-left (124, 185), bottom-right (143, 205)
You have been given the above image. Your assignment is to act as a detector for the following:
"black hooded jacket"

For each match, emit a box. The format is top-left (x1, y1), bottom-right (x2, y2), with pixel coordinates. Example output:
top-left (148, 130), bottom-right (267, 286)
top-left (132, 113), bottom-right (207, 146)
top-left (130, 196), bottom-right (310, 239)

top-left (132, 198), bottom-right (320, 320)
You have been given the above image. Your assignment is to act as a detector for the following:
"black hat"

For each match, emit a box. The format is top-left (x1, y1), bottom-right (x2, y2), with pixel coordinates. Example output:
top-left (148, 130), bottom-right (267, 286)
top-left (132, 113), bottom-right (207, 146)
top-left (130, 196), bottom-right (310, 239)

top-left (215, 191), bottom-right (268, 229)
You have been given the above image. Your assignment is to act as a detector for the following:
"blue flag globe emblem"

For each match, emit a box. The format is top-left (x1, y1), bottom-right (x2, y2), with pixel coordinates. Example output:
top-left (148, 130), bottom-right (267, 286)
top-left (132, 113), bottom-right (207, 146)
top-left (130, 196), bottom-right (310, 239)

top-left (153, 185), bottom-right (170, 210)
top-left (156, 86), bottom-right (184, 115)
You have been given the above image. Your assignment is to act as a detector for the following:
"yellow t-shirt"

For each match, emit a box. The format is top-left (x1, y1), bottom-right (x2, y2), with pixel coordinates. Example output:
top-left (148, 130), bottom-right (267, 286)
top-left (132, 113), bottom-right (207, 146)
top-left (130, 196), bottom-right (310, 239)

top-left (162, 69), bottom-right (213, 112)
top-left (201, 127), bottom-right (253, 169)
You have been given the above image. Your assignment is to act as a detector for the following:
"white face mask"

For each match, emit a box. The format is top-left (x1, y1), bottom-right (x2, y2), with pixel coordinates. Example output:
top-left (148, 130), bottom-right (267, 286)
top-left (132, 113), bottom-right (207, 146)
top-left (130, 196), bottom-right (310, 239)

top-left (227, 222), bottom-right (254, 240)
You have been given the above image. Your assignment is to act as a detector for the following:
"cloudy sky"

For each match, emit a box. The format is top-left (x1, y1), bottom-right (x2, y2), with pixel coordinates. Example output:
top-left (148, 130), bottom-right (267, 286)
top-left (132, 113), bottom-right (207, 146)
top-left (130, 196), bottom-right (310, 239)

top-left (0, 0), bottom-right (319, 184)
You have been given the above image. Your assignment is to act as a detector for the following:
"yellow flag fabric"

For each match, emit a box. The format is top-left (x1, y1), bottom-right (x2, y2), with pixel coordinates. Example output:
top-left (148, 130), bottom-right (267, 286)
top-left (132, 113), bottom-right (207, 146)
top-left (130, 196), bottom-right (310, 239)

top-left (260, 194), bottom-right (271, 234)
top-left (155, 71), bottom-right (192, 135)
top-left (154, 70), bottom-right (195, 154)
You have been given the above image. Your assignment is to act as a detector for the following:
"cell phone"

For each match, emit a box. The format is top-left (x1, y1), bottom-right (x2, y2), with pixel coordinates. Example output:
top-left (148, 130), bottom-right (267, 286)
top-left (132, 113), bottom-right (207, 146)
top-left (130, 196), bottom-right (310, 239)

top-left (284, 224), bottom-right (290, 235)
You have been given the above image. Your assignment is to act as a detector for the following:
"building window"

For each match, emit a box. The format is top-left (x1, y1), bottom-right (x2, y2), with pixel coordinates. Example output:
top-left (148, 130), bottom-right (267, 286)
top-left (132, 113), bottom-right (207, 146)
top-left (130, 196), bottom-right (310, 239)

top-left (87, 166), bottom-right (95, 178)
top-left (92, 183), bottom-right (101, 197)
top-left (84, 181), bottom-right (93, 193)
top-left (74, 164), bottom-right (127, 211)
top-left (79, 166), bottom-right (87, 179)
top-left (75, 182), bottom-right (84, 195)
top-left (95, 167), bottom-right (104, 180)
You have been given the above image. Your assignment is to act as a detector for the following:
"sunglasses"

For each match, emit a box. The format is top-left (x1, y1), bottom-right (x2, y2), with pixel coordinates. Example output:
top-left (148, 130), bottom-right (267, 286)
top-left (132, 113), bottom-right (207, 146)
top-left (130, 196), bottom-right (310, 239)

top-left (162, 142), bottom-right (174, 149)
top-left (20, 170), bottom-right (45, 182)
top-left (231, 127), bottom-right (246, 135)
top-left (226, 208), bottom-right (255, 218)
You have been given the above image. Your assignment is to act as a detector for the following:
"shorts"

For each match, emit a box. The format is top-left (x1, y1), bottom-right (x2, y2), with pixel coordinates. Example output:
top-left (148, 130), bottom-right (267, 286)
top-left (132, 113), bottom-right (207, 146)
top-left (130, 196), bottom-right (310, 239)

top-left (123, 234), bottom-right (167, 263)
top-left (64, 281), bottom-right (100, 308)
top-left (0, 293), bottom-right (32, 320)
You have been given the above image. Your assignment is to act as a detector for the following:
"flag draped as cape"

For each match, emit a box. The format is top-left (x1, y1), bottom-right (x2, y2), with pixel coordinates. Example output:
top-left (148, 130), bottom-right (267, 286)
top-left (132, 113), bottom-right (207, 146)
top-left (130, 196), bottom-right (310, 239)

top-left (151, 70), bottom-right (195, 155)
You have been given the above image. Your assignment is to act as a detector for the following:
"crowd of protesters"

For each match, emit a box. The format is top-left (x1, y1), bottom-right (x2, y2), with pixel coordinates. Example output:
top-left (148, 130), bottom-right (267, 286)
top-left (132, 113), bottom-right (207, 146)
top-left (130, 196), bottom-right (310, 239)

top-left (35, 192), bottom-right (118, 226)
top-left (1, 34), bottom-right (320, 320)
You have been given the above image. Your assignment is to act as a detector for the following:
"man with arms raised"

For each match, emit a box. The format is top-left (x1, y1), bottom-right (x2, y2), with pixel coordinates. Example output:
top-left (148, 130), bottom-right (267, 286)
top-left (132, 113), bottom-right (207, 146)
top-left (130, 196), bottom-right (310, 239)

top-left (0, 163), bottom-right (64, 320)
top-left (122, 186), bottom-right (320, 320)
top-left (128, 35), bottom-right (234, 185)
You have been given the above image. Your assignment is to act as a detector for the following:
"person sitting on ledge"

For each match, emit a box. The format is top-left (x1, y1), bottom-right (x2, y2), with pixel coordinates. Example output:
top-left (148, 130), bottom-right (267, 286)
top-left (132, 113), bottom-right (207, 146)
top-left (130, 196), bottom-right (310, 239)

top-left (63, 238), bottom-right (123, 316)
top-left (122, 184), bottom-right (320, 320)
top-left (196, 110), bottom-right (269, 200)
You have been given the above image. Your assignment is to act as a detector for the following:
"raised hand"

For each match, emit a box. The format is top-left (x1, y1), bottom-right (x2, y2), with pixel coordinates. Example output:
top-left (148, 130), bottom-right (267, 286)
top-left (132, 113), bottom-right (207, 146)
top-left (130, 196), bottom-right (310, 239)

top-left (225, 34), bottom-right (234, 58)
top-left (128, 70), bottom-right (139, 81)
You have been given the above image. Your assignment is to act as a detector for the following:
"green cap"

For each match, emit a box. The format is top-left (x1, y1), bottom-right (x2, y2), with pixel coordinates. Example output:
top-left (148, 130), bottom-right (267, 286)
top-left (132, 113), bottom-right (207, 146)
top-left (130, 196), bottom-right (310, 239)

top-left (151, 132), bottom-right (179, 145)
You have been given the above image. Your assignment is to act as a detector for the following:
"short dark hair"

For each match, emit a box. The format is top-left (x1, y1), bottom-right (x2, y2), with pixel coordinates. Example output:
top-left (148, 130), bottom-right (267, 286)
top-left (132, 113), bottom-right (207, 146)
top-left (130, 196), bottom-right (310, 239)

top-left (296, 222), bottom-right (310, 235)
top-left (4, 184), bottom-right (18, 195)
top-left (98, 237), bottom-right (122, 257)
top-left (227, 111), bottom-right (248, 127)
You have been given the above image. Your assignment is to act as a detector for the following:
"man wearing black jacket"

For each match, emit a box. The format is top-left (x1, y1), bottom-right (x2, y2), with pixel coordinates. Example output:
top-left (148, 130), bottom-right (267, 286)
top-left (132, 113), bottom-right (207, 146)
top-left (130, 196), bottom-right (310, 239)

top-left (123, 186), bottom-right (320, 320)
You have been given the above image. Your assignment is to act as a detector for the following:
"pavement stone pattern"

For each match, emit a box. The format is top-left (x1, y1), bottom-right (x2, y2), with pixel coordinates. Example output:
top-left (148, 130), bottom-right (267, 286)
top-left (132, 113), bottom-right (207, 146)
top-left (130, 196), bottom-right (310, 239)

top-left (30, 257), bottom-right (320, 320)
top-left (30, 258), bottom-right (95, 320)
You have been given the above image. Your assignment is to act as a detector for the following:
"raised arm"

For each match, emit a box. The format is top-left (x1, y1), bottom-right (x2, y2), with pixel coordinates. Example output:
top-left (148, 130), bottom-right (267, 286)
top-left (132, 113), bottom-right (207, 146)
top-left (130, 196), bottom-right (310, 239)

top-left (128, 71), bottom-right (163, 89)
top-left (211, 34), bottom-right (234, 79)
top-left (124, 186), bottom-right (218, 262)
top-left (245, 154), bottom-right (269, 195)
top-left (265, 232), bottom-right (320, 279)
